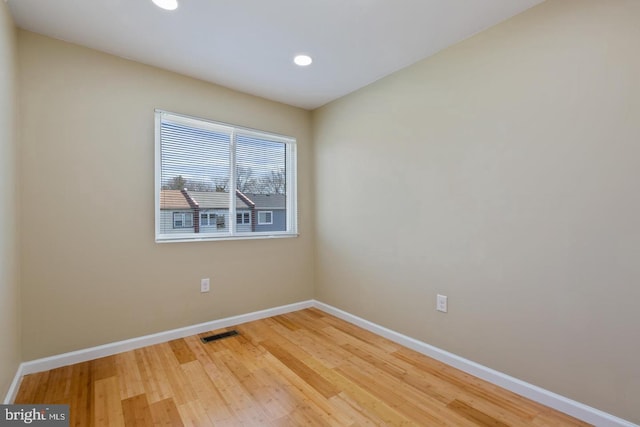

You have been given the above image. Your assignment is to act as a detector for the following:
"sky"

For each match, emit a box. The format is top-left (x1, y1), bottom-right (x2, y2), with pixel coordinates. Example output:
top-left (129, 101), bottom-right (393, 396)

top-left (161, 121), bottom-right (286, 188)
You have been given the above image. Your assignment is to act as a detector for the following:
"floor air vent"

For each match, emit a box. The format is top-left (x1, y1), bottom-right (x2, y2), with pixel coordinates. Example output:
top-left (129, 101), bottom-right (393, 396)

top-left (201, 330), bottom-right (239, 343)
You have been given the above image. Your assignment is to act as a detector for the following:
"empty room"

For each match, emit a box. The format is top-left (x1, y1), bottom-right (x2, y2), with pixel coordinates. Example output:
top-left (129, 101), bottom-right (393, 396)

top-left (1, 0), bottom-right (638, 425)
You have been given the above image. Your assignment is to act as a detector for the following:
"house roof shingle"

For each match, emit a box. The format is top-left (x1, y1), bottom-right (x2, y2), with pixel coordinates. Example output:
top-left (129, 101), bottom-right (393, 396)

top-left (187, 191), bottom-right (232, 209)
top-left (160, 190), bottom-right (258, 210)
top-left (244, 194), bottom-right (286, 210)
top-left (159, 190), bottom-right (191, 209)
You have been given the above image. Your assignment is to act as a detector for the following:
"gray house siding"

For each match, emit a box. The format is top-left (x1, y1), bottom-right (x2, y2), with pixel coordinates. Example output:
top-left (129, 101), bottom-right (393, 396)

top-left (159, 209), bottom-right (195, 234)
top-left (254, 209), bottom-right (286, 232)
top-left (199, 209), bottom-right (229, 233)
top-left (159, 190), bottom-right (286, 236)
top-left (236, 208), bottom-right (252, 233)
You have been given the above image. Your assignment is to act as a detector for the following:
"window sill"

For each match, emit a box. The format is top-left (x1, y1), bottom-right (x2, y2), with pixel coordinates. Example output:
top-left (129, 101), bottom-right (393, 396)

top-left (156, 232), bottom-right (299, 244)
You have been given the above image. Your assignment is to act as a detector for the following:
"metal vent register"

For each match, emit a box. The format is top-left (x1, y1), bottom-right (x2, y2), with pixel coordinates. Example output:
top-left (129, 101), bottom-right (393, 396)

top-left (200, 330), bottom-right (239, 343)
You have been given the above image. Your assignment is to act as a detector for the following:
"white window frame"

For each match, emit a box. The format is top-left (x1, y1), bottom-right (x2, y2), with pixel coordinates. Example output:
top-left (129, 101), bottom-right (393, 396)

top-left (173, 212), bottom-right (193, 229)
top-left (200, 212), bottom-right (216, 227)
top-left (236, 212), bottom-right (251, 225)
top-left (257, 211), bottom-right (273, 225)
top-left (200, 212), bottom-right (209, 227)
top-left (155, 110), bottom-right (298, 243)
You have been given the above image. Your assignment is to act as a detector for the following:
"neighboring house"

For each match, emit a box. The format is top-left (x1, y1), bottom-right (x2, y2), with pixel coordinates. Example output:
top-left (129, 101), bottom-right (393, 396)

top-left (234, 190), bottom-right (255, 233)
top-left (243, 193), bottom-right (287, 232)
top-left (187, 191), bottom-right (254, 234)
top-left (160, 189), bottom-right (281, 234)
top-left (159, 189), bottom-right (195, 234)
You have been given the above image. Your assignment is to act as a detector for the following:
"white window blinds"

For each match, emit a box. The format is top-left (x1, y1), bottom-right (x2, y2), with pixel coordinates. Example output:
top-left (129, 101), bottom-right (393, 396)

top-left (155, 110), bottom-right (297, 242)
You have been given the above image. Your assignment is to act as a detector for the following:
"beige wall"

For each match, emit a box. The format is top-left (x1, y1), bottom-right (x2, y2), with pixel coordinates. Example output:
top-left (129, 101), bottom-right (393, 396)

top-left (18, 31), bottom-right (314, 361)
top-left (10, 0), bottom-right (640, 422)
top-left (313, 0), bottom-right (640, 423)
top-left (0, 0), bottom-right (20, 400)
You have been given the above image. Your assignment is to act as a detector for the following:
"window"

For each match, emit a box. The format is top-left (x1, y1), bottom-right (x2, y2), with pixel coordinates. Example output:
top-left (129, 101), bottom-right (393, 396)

top-left (258, 211), bottom-right (273, 225)
top-left (200, 213), bottom-right (210, 226)
top-left (156, 110), bottom-right (297, 242)
top-left (173, 212), bottom-right (193, 229)
top-left (236, 212), bottom-right (251, 225)
top-left (201, 213), bottom-right (226, 230)
top-left (197, 211), bottom-right (226, 230)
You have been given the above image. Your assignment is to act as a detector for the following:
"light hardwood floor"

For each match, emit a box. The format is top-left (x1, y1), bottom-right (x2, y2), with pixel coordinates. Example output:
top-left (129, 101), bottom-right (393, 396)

top-left (15, 308), bottom-right (591, 426)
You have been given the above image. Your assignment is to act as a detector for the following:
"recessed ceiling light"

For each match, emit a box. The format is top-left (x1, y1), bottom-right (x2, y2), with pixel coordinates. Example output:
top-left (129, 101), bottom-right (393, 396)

top-left (294, 55), bottom-right (313, 67)
top-left (152, 0), bottom-right (178, 11)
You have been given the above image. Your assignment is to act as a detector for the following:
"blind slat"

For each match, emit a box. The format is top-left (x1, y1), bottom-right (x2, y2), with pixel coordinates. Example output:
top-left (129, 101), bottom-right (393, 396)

top-left (156, 111), bottom-right (297, 241)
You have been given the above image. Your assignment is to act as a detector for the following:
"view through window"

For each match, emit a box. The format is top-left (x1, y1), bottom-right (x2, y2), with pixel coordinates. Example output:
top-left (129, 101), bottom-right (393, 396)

top-left (155, 111), bottom-right (297, 242)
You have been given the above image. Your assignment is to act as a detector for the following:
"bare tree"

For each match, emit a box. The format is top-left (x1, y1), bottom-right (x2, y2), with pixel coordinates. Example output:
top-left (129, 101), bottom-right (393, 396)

top-left (214, 177), bottom-right (229, 192)
top-left (236, 167), bottom-right (260, 193)
top-left (259, 169), bottom-right (286, 194)
top-left (163, 175), bottom-right (214, 192)
top-left (189, 180), bottom-right (215, 192)
top-left (163, 175), bottom-right (188, 190)
top-left (164, 169), bottom-right (286, 195)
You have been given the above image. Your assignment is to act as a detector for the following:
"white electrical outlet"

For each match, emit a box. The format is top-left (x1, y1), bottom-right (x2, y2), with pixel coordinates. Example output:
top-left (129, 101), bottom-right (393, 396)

top-left (436, 294), bottom-right (448, 313)
top-left (201, 278), bottom-right (210, 293)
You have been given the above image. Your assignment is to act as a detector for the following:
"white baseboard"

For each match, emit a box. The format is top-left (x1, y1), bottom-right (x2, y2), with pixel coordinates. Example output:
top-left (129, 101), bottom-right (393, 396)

top-left (312, 300), bottom-right (637, 427)
top-left (5, 299), bottom-right (314, 403)
top-left (4, 298), bottom-right (636, 427)
top-left (3, 363), bottom-right (24, 405)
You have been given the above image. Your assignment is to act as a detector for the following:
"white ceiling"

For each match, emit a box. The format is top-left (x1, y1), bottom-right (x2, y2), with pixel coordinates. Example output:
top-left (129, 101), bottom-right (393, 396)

top-left (8, 0), bottom-right (544, 110)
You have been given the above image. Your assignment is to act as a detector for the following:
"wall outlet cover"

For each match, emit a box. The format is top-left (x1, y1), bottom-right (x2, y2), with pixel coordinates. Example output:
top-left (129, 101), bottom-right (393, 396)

top-left (436, 294), bottom-right (448, 313)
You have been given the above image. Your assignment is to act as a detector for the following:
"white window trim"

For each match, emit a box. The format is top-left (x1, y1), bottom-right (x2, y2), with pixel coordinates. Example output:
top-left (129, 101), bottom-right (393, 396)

top-left (173, 212), bottom-right (193, 229)
top-left (258, 211), bottom-right (273, 225)
top-left (155, 110), bottom-right (298, 243)
top-left (236, 212), bottom-right (251, 225)
top-left (200, 212), bottom-right (215, 227)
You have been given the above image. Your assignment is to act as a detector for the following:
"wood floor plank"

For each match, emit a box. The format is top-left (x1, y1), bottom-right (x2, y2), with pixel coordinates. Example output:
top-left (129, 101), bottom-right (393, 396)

top-left (149, 397), bottom-right (184, 426)
top-left (121, 394), bottom-right (154, 427)
top-left (336, 358), bottom-right (476, 426)
top-left (42, 365), bottom-right (73, 404)
top-left (393, 346), bottom-right (541, 420)
top-left (176, 400), bottom-right (212, 427)
top-left (239, 316), bottom-right (280, 345)
top-left (68, 362), bottom-right (92, 427)
top-left (14, 371), bottom-right (49, 404)
top-left (268, 415), bottom-right (300, 426)
top-left (280, 310), bottom-right (326, 333)
top-left (260, 352), bottom-right (355, 426)
top-left (286, 406), bottom-right (332, 427)
top-left (182, 334), bottom-right (214, 365)
top-left (320, 314), bottom-right (403, 354)
top-left (218, 331), bottom-right (267, 373)
top-left (301, 356), bottom-right (419, 426)
top-left (179, 359), bottom-right (237, 425)
top-left (134, 345), bottom-right (176, 405)
top-left (261, 339), bottom-right (340, 399)
top-left (267, 321), bottom-right (353, 369)
top-left (13, 308), bottom-right (592, 426)
top-left (270, 314), bottom-right (302, 331)
top-left (251, 367), bottom-right (304, 419)
top-left (447, 398), bottom-right (512, 427)
top-left (329, 391), bottom-right (386, 426)
top-left (343, 341), bottom-right (536, 425)
top-left (168, 338), bottom-right (197, 365)
top-left (154, 342), bottom-right (198, 406)
top-left (532, 408), bottom-right (594, 427)
top-left (93, 376), bottom-right (125, 426)
top-left (116, 350), bottom-right (145, 400)
top-left (91, 355), bottom-right (117, 382)
top-left (216, 352), bottom-right (290, 421)
top-left (201, 348), bottom-right (273, 425)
